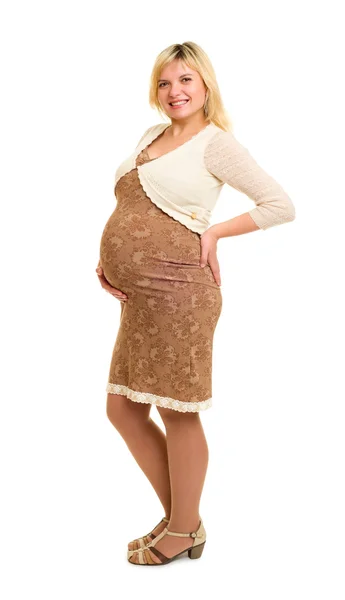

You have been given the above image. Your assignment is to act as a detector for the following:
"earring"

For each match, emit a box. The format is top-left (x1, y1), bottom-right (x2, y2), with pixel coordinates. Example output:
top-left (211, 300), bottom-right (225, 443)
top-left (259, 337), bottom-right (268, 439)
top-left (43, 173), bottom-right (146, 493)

top-left (204, 91), bottom-right (209, 115)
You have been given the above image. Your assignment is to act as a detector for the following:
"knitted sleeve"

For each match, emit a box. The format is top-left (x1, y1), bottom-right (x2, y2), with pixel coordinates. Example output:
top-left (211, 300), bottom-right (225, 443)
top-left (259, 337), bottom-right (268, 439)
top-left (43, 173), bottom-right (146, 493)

top-left (204, 130), bottom-right (295, 230)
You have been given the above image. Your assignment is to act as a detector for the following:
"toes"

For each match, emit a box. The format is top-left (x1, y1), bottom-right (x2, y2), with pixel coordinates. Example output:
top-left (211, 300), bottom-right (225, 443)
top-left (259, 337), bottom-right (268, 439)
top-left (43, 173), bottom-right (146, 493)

top-left (129, 552), bottom-right (139, 564)
top-left (143, 534), bottom-right (153, 546)
top-left (129, 534), bottom-right (153, 552)
top-left (128, 548), bottom-right (161, 565)
top-left (128, 539), bottom-right (140, 551)
top-left (134, 539), bottom-right (142, 550)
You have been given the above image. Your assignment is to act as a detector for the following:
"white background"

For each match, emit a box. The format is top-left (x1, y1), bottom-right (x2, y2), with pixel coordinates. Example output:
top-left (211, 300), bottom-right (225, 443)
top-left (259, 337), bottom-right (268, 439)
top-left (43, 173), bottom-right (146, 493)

top-left (1, 0), bottom-right (344, 598)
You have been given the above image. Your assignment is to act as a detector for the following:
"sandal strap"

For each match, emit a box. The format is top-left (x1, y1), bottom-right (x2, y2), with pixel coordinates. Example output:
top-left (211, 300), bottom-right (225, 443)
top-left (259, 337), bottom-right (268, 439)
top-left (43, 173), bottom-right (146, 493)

top-left (153, 517), bottom-right (169, 530)
top-left (166, 519), bottom-right (202, 539)
top-left (166, 530), bottom-right (200, 538)
top-left (147, 545), bottom-right (168, 563)
top-left (128, 526), bottom-right (169, 558)
top-left (146, 526), bottom-right (169, 547)
top-left (166, 530), bottom-right (194, 537)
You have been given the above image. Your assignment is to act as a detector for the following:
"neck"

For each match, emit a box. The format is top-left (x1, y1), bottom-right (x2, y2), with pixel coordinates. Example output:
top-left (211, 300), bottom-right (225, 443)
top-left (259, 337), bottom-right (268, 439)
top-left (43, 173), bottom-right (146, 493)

top-left (167, 115), bottom-right (210, 138)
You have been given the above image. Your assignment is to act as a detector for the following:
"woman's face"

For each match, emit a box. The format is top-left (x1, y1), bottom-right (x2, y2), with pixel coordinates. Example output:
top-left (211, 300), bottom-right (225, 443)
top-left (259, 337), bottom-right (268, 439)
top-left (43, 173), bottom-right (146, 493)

top-left (157, 59), bottom-right (207, 121)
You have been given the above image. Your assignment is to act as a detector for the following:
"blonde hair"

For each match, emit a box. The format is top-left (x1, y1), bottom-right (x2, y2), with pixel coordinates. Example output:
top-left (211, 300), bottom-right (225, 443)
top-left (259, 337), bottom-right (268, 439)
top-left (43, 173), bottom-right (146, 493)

top-left (148, 41), bottom-right (232, 132)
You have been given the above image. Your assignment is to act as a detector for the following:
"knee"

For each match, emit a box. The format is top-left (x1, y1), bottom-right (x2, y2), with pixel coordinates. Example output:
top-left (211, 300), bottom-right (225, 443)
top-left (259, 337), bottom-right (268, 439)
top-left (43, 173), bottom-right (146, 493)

top-left (106, 393), bottom-right (127, 428)
top-left (106, 393), bottom-right (150, 430)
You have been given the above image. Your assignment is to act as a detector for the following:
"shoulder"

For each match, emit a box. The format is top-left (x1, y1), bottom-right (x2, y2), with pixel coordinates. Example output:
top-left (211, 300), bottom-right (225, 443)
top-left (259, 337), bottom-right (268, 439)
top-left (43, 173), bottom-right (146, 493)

top-left (204, 127), bottom-right (251, 172)
top-left (136, 122), bottom-right (168, 147)
top-left (204, 127), bottom-right (246, 156)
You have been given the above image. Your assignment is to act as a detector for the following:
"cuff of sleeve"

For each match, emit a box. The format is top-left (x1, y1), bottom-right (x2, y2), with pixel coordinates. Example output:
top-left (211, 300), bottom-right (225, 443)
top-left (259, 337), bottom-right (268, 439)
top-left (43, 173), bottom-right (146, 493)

top-left (248, 209), bottom-right (270, 230)
top-left (248, 207), bottom-right (296, 230)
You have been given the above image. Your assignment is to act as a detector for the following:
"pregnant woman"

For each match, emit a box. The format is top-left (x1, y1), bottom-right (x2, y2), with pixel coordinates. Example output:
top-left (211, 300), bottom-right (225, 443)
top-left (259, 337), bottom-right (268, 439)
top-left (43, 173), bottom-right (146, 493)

top-left (96, 41), bottom-right (295, 566)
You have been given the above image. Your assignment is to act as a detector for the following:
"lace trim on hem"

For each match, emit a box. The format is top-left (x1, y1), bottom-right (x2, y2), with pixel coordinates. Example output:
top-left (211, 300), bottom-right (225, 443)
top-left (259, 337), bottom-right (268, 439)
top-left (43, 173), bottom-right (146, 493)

top-left (106, 383), bottom-right (212, 413)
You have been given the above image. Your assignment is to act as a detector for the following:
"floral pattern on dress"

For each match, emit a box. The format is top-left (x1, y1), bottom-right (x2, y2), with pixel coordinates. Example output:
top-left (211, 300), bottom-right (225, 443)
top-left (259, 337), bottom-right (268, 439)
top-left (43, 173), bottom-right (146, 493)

top-left (99, 147), bottom-right (222, 412)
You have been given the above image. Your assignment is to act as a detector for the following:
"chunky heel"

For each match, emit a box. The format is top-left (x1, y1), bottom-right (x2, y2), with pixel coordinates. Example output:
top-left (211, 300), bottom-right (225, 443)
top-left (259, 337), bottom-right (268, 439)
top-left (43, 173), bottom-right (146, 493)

top-left (188, 541), bottom-right (205, 559)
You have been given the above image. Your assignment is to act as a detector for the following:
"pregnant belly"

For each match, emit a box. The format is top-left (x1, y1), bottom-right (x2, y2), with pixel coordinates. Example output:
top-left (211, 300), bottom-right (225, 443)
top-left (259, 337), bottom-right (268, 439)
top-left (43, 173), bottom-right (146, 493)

top-left (99, 205), bottom-right (216, 296)
top-left (99, 209), bottom-right (133, 291)
top-left (99, 208), bottom-right (168, 292)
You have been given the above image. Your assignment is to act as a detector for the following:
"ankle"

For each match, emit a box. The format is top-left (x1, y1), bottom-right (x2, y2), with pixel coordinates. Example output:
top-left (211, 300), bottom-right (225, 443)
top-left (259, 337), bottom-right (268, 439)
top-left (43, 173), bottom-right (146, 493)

top-left (168, 516), bottom-right (200, 533)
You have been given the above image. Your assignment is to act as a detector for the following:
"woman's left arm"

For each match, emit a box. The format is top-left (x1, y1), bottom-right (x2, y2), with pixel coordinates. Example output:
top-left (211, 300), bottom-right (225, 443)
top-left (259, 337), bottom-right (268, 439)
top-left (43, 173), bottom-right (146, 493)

top-left (199, 129), bottom-right (296, 283)
top-left (203, 128), bottom-right (295, 237)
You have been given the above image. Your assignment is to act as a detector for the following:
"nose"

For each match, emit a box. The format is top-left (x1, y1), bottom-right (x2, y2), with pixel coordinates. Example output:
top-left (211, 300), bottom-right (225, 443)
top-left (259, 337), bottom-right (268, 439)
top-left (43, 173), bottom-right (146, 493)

top-left (169, 85), bottom-right (186, 98)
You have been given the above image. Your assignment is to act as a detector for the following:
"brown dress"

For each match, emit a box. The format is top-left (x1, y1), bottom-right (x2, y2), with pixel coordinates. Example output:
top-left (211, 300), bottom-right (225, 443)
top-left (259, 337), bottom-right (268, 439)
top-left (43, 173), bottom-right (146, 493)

top-left (99, 146), bottom-right (222, 412)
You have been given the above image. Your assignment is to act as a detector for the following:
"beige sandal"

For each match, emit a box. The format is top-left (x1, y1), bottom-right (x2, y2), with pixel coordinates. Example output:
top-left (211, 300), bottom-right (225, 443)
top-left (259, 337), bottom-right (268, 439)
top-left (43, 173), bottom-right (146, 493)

top-left (127, 519), bottom-right (206, 565)
top-left (127, 517), bottom-right (170, 550)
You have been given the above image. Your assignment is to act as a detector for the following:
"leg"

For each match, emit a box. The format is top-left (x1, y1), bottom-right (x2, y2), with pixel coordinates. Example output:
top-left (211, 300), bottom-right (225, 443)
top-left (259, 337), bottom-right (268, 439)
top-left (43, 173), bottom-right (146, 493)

top-left (106, 393), bottom-right (172, 547)
top-left (129, 405), bottom-right (209, 564)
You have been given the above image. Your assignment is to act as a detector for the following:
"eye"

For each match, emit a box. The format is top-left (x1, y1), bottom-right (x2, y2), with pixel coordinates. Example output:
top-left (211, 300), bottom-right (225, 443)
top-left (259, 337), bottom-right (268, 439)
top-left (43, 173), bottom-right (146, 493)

top-left (158, 77), bottom-right (192, 88)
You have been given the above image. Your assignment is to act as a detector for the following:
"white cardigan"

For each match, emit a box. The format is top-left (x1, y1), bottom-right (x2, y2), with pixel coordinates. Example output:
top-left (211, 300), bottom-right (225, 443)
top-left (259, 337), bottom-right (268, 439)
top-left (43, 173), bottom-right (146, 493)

top-left (114, 122), bottom-right (295, 235)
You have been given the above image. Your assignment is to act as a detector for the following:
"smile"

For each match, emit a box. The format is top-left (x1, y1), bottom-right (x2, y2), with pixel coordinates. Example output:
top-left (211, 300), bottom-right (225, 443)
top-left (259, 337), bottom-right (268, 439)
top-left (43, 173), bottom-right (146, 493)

top-left (169, 99), bottom-right (190, 107)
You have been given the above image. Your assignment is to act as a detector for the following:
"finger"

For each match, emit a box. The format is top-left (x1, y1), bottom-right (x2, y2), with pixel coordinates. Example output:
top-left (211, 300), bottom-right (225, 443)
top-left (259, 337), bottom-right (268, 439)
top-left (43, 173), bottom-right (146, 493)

top-left (110, 290), bottom-right (127, 298)
top-left (208, 259), bottom-right (221, 286)
top-left (111, 294), bottom-right (128, 301)
top-left (96, 266), bottom-right (127, 298)
top-left (107, 287), bottom-right (128, 299)
top-left (97, 273), bottom-right (127, 298)
top-left (200, 246), bottom-right (209, 267)
top-left (99, 279), bottom-right (127, 297)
